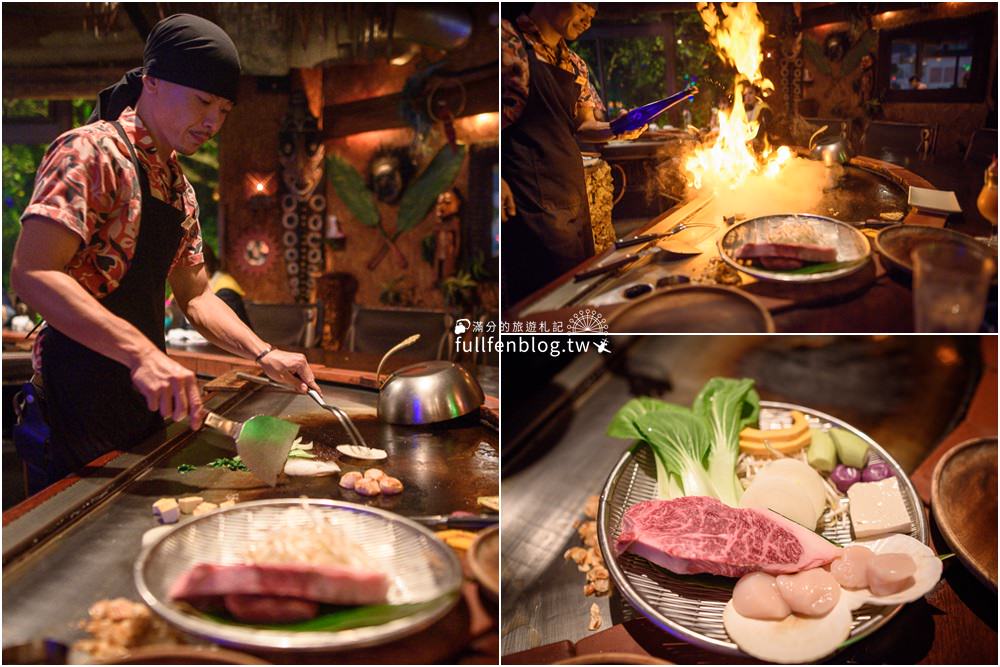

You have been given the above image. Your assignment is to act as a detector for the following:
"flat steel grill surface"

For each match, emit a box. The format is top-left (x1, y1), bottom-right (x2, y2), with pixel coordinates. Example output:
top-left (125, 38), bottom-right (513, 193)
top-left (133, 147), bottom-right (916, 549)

top-left (598, 401), bottom-right (927, 657)
top-left (2, 381), bottom-right (498, 649)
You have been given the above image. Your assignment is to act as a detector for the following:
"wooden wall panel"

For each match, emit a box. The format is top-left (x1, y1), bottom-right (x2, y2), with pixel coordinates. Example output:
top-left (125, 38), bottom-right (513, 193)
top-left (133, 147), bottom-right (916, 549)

top-left (217, 76), bottom-right (291, 304)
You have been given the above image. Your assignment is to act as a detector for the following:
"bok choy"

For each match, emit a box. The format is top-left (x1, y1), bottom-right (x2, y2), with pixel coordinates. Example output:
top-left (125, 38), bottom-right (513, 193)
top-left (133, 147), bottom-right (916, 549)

top-left (607, 377), bottom-right (761, 506)
top-left (692, 377), bottom-right (760, 506)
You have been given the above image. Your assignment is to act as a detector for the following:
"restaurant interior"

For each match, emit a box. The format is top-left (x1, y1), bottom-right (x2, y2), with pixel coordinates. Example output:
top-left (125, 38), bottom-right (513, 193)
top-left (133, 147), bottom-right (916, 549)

top-left (503, 2), bottom-right (998, 334)
top-left (0, 2), bottom-right (997, 666)
top-left (3, 3), bottom-right (499, 663)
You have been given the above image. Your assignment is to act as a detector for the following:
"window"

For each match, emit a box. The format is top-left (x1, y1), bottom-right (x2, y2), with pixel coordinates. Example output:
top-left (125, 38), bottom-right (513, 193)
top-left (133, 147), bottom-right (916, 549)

top-left (878, 12), bottom-right (994, 103)
top-left (890, 34), bottom-right (974, 91)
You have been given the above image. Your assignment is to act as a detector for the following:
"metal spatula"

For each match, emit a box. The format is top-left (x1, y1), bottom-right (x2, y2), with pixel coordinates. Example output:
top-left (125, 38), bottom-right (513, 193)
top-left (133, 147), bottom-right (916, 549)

top-left (202, 412), bottom-right (300, 487)
top-left (234, 372), bottom-right (371, 449)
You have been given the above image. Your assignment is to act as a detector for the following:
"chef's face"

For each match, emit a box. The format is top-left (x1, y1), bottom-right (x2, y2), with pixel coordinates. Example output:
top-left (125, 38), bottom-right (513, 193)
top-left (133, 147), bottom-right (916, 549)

top-left (143, 76), bottom-right (233, 155)
top-left (552, 3), bottom-right (596, 41)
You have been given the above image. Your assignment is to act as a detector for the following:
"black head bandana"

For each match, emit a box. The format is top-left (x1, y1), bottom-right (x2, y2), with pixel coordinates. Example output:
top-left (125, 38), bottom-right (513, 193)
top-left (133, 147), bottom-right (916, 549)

top-left (89, 13), bottom-right (241, 123)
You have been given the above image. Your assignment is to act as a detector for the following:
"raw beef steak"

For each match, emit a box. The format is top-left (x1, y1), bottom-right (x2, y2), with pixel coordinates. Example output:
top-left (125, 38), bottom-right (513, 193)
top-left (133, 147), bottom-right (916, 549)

top-left (615, 496), bottom-right (841, 578)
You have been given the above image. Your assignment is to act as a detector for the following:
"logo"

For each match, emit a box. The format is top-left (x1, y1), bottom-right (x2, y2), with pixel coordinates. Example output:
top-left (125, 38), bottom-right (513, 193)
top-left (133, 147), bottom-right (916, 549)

top-left (567, 308), bottom-right (608, 333)
top-left (594, 338), bottom-right (611, 354)
top-left (454, 318), bottom-right (472, 336)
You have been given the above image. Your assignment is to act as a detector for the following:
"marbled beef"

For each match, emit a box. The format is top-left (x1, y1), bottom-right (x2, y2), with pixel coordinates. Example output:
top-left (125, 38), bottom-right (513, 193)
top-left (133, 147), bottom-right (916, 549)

top-left (169, 561), bottom-right (389, 619)
top-left (615, 497), bottom-right (841, 578)
top-left (735, 242), bottom-right (837, 266)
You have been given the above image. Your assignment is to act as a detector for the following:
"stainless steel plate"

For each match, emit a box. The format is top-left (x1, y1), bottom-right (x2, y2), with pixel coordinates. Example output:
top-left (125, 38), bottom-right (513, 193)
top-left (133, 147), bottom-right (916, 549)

top-left (607, 285), bottom-right (775, 333)
top-left (135, 499), bottom-right (463, 652)
top-left (718, 214), bottom-right (872, 283)
top-left (598, 401), bottom-right (928, 658)
top-left (874, 224), bottom-right (997, 276)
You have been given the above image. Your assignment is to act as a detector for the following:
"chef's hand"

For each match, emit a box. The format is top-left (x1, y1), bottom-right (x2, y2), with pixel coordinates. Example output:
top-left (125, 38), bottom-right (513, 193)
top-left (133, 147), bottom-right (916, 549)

top-left (612, 110), bottom-right (648, 142)
top-left (500, 178), bottom-right (516, 222)
top-left (131, 350), bottom-right (204, 429)
top-left (258, 348), bottom-right (321, 394)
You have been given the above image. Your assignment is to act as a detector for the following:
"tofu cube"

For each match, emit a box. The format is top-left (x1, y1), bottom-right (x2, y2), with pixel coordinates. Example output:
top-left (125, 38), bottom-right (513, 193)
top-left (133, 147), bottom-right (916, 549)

top-left (178, 496), bottom-right (204, 514)
top-left (192, 502), bottom-right (219, 516)
top-left (847, 477), bottom-right (911, 539)
top-left (219, 499), bottom-right (237, 509)
top-left (152, 498), bottom-right (180, 524)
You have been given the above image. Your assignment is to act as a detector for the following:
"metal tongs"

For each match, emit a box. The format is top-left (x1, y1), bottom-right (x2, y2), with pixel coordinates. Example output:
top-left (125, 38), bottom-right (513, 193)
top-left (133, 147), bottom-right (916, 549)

top-left (235, 371), bottom-right (371, 449)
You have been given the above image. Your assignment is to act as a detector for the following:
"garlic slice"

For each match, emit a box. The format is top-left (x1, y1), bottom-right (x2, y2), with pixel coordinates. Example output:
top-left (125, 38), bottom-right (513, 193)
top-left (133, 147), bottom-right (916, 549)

top-left (336, 444), bottom-right (388, 460)
top-left (283, 458), bottom-right (341, 477)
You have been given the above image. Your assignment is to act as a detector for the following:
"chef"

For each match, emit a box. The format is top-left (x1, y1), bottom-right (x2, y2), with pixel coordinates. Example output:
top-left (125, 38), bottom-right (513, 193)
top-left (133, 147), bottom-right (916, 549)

top-left (10, 14), bottom-right (320, 489)
top-left (501, 2), bottom-right (646, 305)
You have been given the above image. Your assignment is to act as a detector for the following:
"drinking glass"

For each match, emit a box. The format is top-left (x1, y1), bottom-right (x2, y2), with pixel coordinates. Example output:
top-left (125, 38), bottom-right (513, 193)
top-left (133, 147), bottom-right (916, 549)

top-left (912, 241), bottom-right (994, 332)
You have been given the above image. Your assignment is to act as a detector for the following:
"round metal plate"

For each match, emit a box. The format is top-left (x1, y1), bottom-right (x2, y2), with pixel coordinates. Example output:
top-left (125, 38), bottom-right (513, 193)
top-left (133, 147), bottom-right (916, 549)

top-left (874, 224), bottom-right (997, 276)
top-left (718, 214), bottom-right (872, 283)
top-left (135, 499), bottom-right (463, 652)
top-left (607, 285), bottom-right (775, 333)
top-left (598, 401), bottom-right (928, 659)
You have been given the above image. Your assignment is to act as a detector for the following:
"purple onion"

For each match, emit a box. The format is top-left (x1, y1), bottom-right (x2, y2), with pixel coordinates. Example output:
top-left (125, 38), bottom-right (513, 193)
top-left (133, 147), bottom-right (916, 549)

top-left (862, 461), bottom-right (894, 483)
top-left (830, 464), bottom-right (861, 493)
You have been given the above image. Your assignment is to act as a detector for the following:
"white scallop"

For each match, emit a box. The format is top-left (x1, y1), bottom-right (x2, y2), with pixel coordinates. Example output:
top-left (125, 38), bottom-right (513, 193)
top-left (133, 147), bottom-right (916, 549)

top-left (283, 458), bottom-right (341, 477)
top-left (336, 444), bottom-right (388, 461)
top-left (723, 592), bottom-right (853, 664)
top-left (843, 533), bottom-right (943, 606)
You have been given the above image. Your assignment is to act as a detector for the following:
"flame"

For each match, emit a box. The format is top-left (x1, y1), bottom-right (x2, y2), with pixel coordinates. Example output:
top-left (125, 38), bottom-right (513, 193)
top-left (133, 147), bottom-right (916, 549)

top-left (685, 2), bottom-right (790, 191)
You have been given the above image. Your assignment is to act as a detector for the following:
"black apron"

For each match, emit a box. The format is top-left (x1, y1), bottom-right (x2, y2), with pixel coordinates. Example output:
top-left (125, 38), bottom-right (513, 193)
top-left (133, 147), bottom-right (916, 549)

top-left (502, 27), bottom-right (594, 306)
top-left (35, 121), bottom-right (186, 485)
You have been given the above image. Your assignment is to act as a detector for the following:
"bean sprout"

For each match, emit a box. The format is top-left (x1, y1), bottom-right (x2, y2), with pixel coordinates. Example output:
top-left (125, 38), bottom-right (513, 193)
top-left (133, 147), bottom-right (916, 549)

top-left (242, 500), bottom-right (367, 568)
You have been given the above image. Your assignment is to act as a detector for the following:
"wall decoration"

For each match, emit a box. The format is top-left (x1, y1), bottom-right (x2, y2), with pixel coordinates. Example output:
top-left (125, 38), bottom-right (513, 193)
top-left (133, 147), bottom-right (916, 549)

top-left (234, 230), bottom-right (277, 273)
top-left (327, 153), bottom-right (408, 267)
top-left (279, 91), bottom-right (327, 303)
top-left (823, 32), bottom-right (850, 62)
top-left (426, 78), bottom-right (466, 153)
top-left (368, 145), bottom-right (416, 204)
top-left (801, 30), bottom-right (878, 117)
top-left (327, 142), bottom-right (467, 271)
top-left (433, 188), bottom-right (462, 281)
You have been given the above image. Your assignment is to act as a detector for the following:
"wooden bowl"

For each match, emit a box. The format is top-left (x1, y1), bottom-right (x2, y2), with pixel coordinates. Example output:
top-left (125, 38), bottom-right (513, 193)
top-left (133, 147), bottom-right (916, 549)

top-left (467, 525), bottom-right (499, 600)
top-left (103, 644), bottom-right (269, 664)
top-left (556, 652), bottom-right (672, 664)
top-left (931, 437), bottom-right (998, 590)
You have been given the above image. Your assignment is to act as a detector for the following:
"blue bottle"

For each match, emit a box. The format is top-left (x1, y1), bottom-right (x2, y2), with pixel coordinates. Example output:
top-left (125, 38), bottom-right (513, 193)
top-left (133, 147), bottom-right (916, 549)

top-left (610, 86), bottom-right (699, 135)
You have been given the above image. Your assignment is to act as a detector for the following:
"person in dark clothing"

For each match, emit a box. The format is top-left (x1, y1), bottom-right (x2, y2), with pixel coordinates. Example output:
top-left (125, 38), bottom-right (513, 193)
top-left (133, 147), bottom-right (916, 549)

top-left (500, 3), bottom-right (646, 306)
top-left (10, 14), bottom-right (320, 489)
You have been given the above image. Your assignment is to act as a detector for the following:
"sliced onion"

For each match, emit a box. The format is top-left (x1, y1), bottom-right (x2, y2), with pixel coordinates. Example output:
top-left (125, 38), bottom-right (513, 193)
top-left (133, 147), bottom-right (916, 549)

top-left (336, 444), bottom-right (388, 460)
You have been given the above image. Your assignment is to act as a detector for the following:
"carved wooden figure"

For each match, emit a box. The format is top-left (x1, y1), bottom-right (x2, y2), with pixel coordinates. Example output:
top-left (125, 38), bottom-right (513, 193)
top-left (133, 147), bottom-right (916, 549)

top-left (434, 189), bottom-right (462, 281)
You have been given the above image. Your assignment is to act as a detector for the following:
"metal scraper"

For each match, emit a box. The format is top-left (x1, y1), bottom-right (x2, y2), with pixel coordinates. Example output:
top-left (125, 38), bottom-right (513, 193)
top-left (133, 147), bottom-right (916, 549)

top-left (202, 412), bottom-right (300, 486)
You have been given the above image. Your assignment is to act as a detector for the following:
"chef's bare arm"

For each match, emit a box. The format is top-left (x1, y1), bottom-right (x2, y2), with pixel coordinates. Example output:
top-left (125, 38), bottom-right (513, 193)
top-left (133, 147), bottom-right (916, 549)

top-left (575, 103), bottom-right (646, 143)
top-left (11, 215), bottom-right (204, 427)
top-left (168, 261), bottom-right (320, 394)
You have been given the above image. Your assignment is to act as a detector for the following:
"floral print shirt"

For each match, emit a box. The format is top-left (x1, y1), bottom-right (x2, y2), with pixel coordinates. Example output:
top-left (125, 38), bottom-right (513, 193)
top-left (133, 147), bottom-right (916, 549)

top-left (21, 106), bottom-right (203, 299)
top-left (22, 107), bottom-right (203, 373)
top-left (501, 15), bottom-right (605, 129)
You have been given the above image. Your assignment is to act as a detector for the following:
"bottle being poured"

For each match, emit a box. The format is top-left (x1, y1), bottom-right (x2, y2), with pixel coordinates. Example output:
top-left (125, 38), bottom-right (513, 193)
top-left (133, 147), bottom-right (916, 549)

top-left (609, 86), bottom-right (699, 135)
